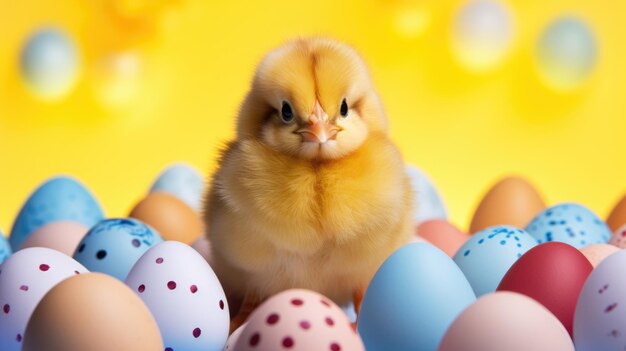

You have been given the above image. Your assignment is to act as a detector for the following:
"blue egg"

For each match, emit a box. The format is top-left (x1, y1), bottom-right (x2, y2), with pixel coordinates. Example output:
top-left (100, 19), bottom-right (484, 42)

top-left (150, 163), bottom-right (204, 212)
top-left (20, 28), bottom-right (79, 100)
top-left (72, 218), bottom-right (163, 280)
top-left (0, 230), bottom-right (12, 265)
top-left (406, 165), bottom-right (447, 224)
top-left (358, 243), bottom-right (475, 351)
top-left (526, 202), bottom-right (610, 249)
top-left (10, 176), bottom-right (104, 251)
top-left (536, 17), bottom-right (597, 90)
top-left (454, 225), bottom-right (537, 297)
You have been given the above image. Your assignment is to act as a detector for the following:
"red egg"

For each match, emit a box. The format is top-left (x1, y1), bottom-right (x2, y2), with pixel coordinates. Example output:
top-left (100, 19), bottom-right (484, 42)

top-left (416, 219), bottom-right (469, 257)
top-left (497, 242), bottom-right (593, 337)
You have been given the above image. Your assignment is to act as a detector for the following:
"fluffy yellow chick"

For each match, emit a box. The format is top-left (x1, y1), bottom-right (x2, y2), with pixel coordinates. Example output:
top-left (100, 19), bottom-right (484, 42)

top-left (204, 37), bottom-right (413, 330)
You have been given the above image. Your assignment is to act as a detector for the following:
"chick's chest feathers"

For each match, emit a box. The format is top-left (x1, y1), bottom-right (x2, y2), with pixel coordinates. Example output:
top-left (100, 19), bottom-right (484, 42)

top-left (211, 130), bottom-right (412, 257)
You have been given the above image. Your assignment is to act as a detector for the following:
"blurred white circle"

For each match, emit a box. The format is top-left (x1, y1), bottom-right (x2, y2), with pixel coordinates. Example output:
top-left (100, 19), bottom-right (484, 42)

top-left (451, 0), bottom-right (514, 72)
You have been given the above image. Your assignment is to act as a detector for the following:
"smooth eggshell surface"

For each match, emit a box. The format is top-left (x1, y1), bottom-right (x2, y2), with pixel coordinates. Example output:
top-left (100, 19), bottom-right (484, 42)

top-left (129, 192), bottom-right (203, 244)
top-left (497, 242), bottom-right (593, 336)
top-left (469, 176), bottom-right (545, 234)
top-left (439, 292), bottom-right (574, 351)
top-left (574, 249), bottom-right (626, 350)
top-left (20, 221), bottom-right (88, 256)
top-left (526, 202), bottom-right (611, 249)
top-left (406, 165), bottom-right (448, 224)
top-left (9, 176), bottom-right (104, 250)
top-left (580, 243), bottom-right (621, 267)
top-left (0, 230), bottom-right (11, 265)
top-left (150, 163), bottom-right (205, 212)
top-left (22, 273), bottom-right (163, 351)
top-left (454, 225), bottom-right (537, 297)
top-left (234, 289), bottom-right (363, 351)
top-left (606, 194), bottom-right (626, 232)
top-left (417, 219), bottom-right (469, 256)
top-left (609, 223), bottom-right (626, 248)
top-left (0, 247), bottom-right (88, 351)
top-left (73, 218), bottom-right (163, 280)
top-left (126, 241), bottom-right (229, 351)
top-left (359, 243), bottom-right (475, 351)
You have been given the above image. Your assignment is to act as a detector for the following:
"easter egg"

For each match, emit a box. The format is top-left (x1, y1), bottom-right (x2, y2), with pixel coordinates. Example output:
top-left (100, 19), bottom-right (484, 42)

top-left (150, 163), bottom-right (205, 212)
top-left (0, 230), bottom-right (11, 265)
top-left (22, 273), bottom-right (163, 351)
top-left (72, 218), bottom-right (163, 280)
top-left (580, 243), bottom-right (621, 267)
top-left (125, 241), bottom-right (229, 351)
top-left (497, 242), bottom-right (593, 336)
top-left (439, 292), bottom-right (574, 351)
top-left (10, 176), bottom-right (104, 251)
top-left (358, 243), bottom-right (475, 351)
top-left (536, 17), bottom-right (597, 91)
top-left (574, 249), bottom-right (626, 350)
top-left (469, 176), bottom-right (545, 234)
top-left (0, 247), bottom-right (88, 351)
top-left (129, 192), bottom-right (203, 244)
top-left (606, 194), bottom-right (626, 231)
top-left (20, 221), bottom-right (88, 256)
top-left (406, 165), bottom-right (447, 224)
top-left (451, 0), bottom-right (514, 72)
top-left (417, 219), bottom-right (468, 256)
top-left (525, 203), bottom-right (611, 249)
top-left (609, 223), bottom-right (626, 248)
top-left (234, 289), bottom-right (364, 351)
top-left (20, 28), bottom-right (79, 101)
top-left (224, 323), bottom-right (247, 350)
top-left (454, 225), bottom-right (537, 297)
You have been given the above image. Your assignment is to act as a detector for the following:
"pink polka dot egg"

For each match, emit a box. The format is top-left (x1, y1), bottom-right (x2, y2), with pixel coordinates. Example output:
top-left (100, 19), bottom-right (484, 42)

top-left (233, 289), bottom-right (364, 351)
top-left (0, 247), bottom-right (88, 351)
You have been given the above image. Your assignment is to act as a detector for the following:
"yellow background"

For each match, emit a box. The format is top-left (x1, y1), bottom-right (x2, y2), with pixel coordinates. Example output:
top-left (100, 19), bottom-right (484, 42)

top-left (1, 0), bottom-right (625, 233)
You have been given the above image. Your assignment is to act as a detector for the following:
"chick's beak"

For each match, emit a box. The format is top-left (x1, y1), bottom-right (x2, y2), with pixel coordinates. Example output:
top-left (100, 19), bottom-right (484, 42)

top-left (296, 100), bottom-right (340, 143)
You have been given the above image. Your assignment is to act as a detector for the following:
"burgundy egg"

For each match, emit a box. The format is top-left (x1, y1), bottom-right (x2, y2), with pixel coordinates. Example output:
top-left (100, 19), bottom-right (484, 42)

top-left (497, 242), bottom-right (593, 336)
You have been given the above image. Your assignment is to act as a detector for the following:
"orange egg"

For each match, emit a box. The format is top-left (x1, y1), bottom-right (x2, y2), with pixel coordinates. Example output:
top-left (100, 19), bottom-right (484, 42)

top-left (469, 176), bottom-right (546, 234)
top-left (417, 219), bottom-right (469, 257)
top-left (607, 194), bottom-right (626, 232)
top-left (129, 192), bottom-right (203, 244)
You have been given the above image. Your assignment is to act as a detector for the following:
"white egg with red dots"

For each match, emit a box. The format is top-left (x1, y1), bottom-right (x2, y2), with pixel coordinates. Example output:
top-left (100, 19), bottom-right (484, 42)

top-left (233, 289), bottom-right (364, 351)
top-left (125, 241), bottom-right (229, 351)
top-left (0, 247), bottom-right (88, 351)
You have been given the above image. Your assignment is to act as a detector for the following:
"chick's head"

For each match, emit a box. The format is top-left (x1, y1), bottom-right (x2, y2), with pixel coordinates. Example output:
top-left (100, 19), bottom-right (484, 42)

top-left (237, 37), bottom-right (388, 161)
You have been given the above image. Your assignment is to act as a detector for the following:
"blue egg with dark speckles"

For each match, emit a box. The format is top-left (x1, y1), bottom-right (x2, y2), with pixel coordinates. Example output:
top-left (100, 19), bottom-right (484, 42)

top-left (525, 203), bottom-right (610, 249)
top-left (150, 163), bottom-right (204, 212)
top-left (454, 225), bottom-right (538, 297)
top-left (9, 176), bottom-right (104, 250)
top-left (72, 218), bottom-right (163, 280)
top-left (0, 230), bottom-right (12, 265)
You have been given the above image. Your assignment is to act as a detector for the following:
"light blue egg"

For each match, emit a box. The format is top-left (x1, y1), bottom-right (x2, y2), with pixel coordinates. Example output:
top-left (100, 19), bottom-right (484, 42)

top-left (10, 176), bottom-right (104, 251)
top-left (454, 225), bottom-right (537, 297)
top-left (0, 230), bottom-right (11, 265)
top-left (358, 243), bottom-right (475, 351)
top-left (525, 202), bottom-right (610, 249)
top-left (20, 28), bottom-right (79, 100)
top-left (150, 163), bottom-right (204, 212)
top-left (73, 218), bottom-right (163, 280)
top-left (406, 165), bottom-right (447, 224)
top-left (536, 17), bottom-right (597, 90)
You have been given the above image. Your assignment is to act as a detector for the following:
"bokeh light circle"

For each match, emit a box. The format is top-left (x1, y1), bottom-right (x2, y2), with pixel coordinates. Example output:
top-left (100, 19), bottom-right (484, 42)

top-left (451, 0), bottom-right (514, 72)
top-left (536, 17), bottom-right (598, 91)
top-left (20, 28), bottom-right (79, 101)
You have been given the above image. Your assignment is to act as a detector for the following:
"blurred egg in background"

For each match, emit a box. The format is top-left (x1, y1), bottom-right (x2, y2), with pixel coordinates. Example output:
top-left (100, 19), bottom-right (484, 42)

top-left (20, 28), bottom-right (80, 101)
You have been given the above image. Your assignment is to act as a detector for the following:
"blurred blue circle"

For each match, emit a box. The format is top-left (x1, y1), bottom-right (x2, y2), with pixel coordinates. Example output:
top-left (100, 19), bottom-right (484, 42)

top-left (20, 27), bottom-right (79, 100)
top-left (536, 17), bottom-right (597, 90)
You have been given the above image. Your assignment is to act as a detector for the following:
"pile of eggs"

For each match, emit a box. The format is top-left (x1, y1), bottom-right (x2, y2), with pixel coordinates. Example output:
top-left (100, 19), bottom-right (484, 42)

top-left (2, 164), bottom-right (626, 351)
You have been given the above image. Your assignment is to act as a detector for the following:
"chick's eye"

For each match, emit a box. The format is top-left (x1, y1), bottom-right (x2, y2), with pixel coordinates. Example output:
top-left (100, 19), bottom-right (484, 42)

top-left (281, 101), bottom-right (294, 123)
top-left (340, 98), bottom-right (348, 117)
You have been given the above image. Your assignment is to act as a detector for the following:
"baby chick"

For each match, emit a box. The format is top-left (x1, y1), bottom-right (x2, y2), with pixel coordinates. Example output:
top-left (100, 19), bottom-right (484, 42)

top-left (204, 37), bottom-right (414, 330)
